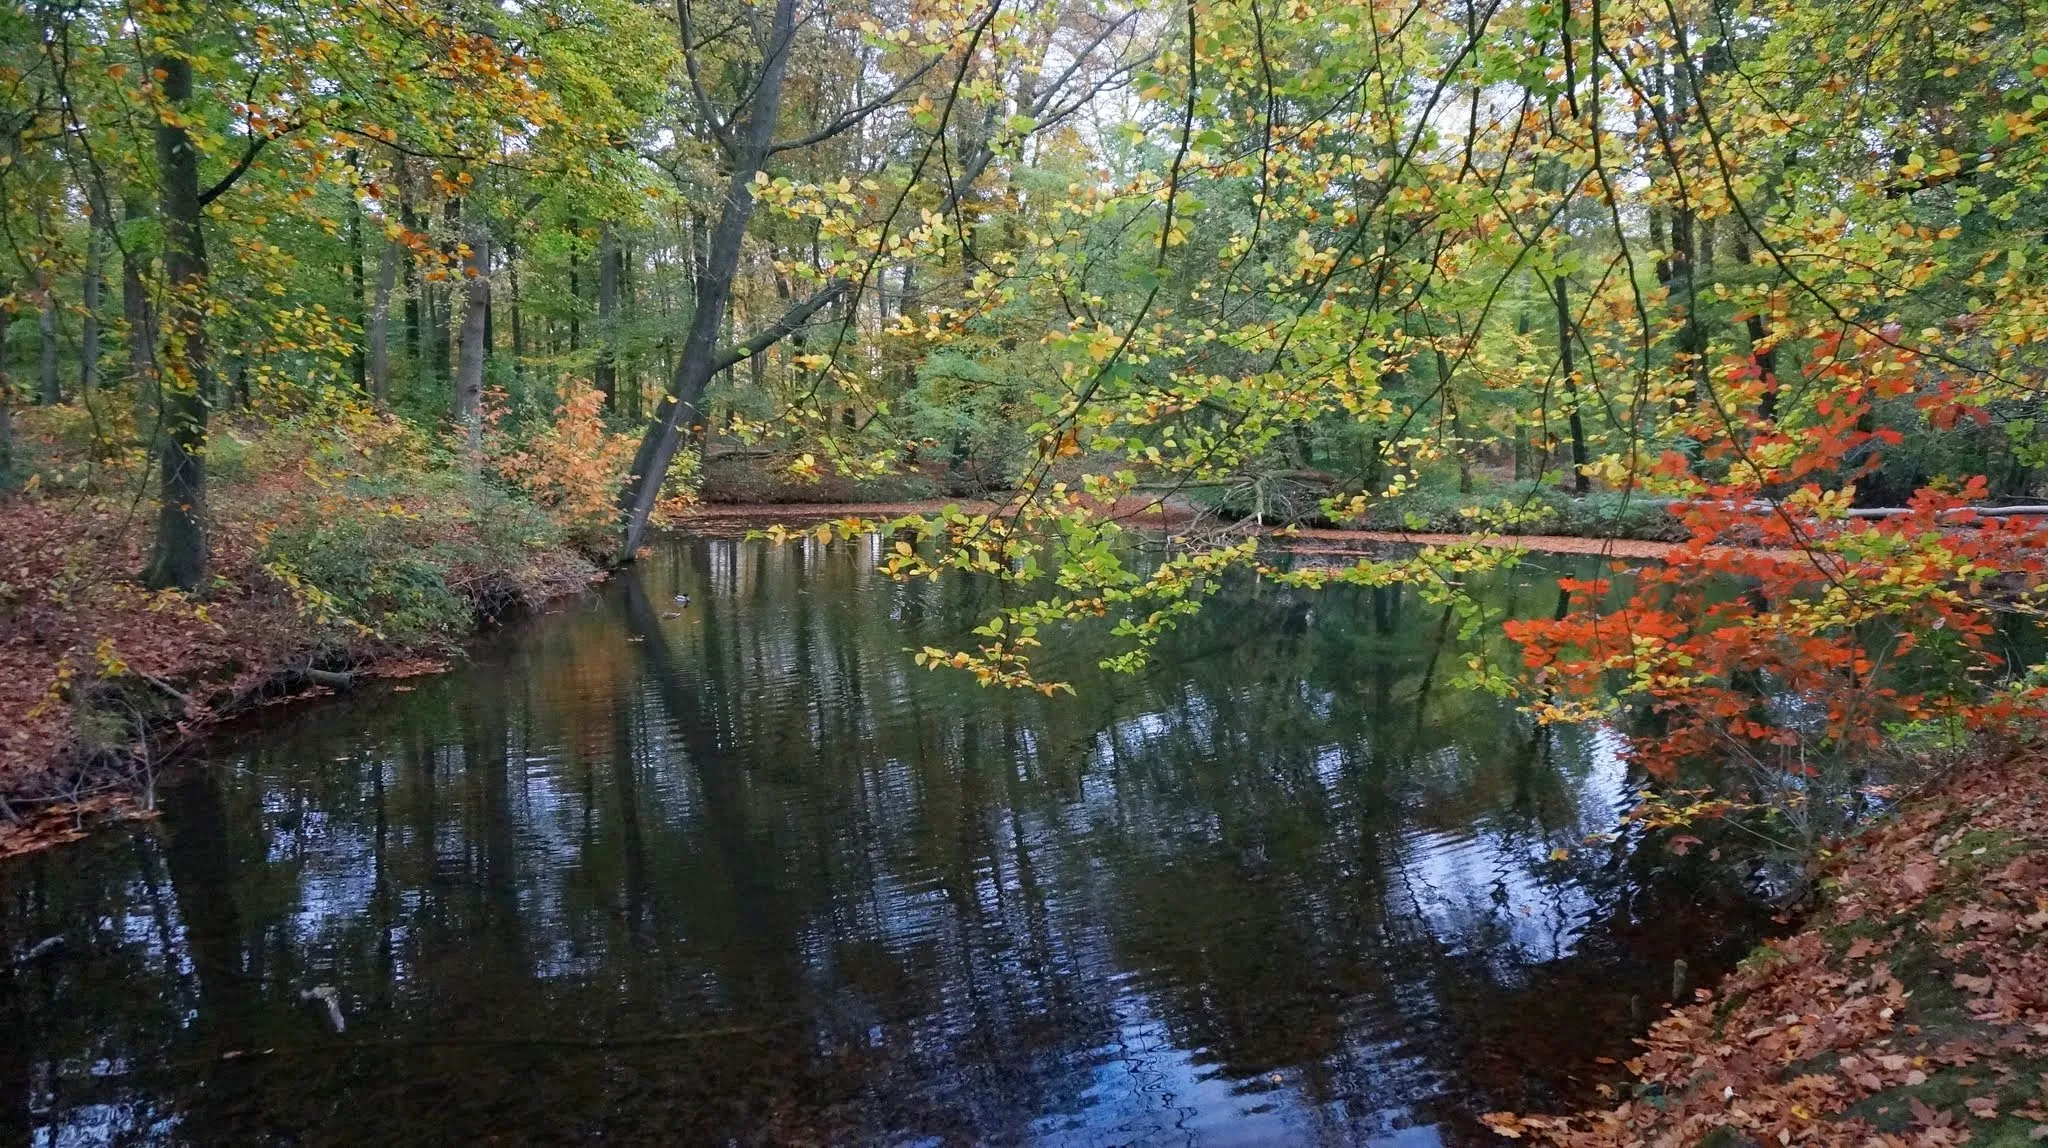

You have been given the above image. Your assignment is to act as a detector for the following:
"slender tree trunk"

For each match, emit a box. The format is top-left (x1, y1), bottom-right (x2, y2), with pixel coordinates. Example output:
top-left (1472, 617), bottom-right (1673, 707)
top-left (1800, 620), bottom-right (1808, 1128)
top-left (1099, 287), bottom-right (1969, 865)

top-left (454, 213), bottom-right (490, 457)
top-left (144, 52), bottom-right (212, 591)
top-left (507, 236), bottom-right (524, 379)
top-left (368, 234), bottom-right (398, 403)
top-left (123, 195), bottom-right (156, 444)
top-left (622, 240), bottom-right (639, 420)
top-left (595, 226), bottom-right (620, 408)
top-left (81, 222), bottom-right (102, 392)
top-left (1555, 277), bottom-right (1591, 495)
top-left (38, 280), bottom-right (59, 406)
top-left (348, 166), bottom-right (368, 392)
top-left (438, 199), bottom-right (458, 386)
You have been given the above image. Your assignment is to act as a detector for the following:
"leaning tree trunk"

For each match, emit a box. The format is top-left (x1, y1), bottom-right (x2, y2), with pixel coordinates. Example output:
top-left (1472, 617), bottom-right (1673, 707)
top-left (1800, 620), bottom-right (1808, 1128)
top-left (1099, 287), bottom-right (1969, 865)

top-left (453, 212), bottom-right (490, 458)
top-left (143, 52), bottom-right (212, 592)
top-left (616, 0), bottom-right (802, 560)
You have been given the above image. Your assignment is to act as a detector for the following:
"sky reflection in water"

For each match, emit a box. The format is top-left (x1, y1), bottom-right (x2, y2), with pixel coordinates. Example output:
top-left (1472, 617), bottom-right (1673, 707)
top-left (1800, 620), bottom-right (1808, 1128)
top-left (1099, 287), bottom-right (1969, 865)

top-left (0, 534), bottom-right (1771, 1146)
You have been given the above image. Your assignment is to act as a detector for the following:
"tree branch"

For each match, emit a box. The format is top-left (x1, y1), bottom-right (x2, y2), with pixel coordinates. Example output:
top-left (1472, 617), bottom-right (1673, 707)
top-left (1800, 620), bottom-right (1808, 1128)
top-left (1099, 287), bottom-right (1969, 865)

top-left (677, 0), bottom-right (737, 153)
top-left (767, 52), bottom-right (949, 155)
top-left (712, 279), bottom-right (848, 375)
top-left (197, 131), bottom-right (278, 206)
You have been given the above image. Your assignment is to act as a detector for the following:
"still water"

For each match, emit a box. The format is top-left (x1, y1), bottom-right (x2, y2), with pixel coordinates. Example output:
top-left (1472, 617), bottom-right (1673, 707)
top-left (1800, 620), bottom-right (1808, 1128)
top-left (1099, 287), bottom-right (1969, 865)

top-left (1, 534), bottom-right (1770, 1146)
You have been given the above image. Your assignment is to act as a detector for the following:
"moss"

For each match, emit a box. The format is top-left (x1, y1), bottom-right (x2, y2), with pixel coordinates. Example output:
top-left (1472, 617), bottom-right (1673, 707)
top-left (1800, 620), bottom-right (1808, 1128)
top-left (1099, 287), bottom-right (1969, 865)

top-left (1838, 1057), bottom-right (2048, 1134)
top-left (1696, 1125), bottom-right (1761, 1148)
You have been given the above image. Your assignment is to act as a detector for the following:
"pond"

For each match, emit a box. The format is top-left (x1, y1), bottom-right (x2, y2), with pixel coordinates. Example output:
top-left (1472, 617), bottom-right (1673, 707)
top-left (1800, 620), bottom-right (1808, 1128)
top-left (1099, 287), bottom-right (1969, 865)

top-left (0, 533), bottom-right (1775, 1146)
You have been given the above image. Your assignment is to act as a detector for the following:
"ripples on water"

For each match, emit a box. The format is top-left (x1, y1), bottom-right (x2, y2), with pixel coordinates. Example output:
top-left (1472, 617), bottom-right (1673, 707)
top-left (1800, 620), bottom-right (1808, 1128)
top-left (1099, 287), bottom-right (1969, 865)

top-left (0, 535), bottom-right (1773, 1146)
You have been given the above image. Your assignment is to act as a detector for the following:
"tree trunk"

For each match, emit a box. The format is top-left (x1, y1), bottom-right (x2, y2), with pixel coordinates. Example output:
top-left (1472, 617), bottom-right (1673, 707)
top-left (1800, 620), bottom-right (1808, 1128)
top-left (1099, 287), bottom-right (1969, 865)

top-left (622, 240), bottom-right (638, 420)
top-left (368, 234), bottom-right (398, 403)
top-left (144, 52), bottom-right (212, 591)
top-left (453, 213), bottom-right (490, 457)
top-left (38, 280), bottom-right (59, 406)
top-left (617, 0), bottom-right (803, 560)
top-left (348, 166), bottom-right (368, 392)
top-left (81, 221), bottom-right (103, 392)
top-left (1555, 277), bottom-right (1590, 495)
top-left (595, 226), bottom-right (620, 409)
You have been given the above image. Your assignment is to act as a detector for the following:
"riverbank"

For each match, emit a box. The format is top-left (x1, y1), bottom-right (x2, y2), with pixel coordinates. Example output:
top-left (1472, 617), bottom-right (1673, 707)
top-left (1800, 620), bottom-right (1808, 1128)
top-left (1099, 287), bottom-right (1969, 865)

top-left (0, 473), bottom-right (602, 859)
top-left (1488, 746), bottom-right (2048, 1146)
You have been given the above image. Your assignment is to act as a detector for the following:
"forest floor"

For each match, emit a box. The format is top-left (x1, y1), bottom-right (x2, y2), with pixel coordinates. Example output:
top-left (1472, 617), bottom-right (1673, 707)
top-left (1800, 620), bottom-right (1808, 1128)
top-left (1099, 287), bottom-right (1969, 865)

top-left (0, 489), bottom-right (598, 859)
top-left (1488, 746), bottom-right (2048, 1148)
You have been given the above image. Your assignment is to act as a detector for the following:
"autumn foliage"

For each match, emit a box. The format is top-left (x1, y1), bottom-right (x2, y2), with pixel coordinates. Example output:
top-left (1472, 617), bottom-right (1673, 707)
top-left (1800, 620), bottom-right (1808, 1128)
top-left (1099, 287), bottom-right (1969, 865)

top-left (1505, 325), bottom-right (2048, 815)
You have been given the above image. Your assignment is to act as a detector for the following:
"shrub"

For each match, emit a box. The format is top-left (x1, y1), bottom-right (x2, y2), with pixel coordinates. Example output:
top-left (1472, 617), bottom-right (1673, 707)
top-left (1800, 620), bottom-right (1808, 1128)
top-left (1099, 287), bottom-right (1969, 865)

top-left (486, 382), bottom-right (640, 552)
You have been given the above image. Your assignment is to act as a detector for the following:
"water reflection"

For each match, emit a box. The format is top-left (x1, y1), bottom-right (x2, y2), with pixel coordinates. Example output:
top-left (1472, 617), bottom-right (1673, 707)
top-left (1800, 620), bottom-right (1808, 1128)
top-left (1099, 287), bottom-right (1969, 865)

top-left (1, 536), bottom-right (1769, 1146)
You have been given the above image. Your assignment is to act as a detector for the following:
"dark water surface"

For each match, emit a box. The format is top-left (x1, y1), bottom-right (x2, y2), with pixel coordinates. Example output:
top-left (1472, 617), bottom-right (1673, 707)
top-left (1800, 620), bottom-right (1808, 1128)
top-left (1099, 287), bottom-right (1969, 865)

top-left (2, 535), bottom-right (1771, 1146)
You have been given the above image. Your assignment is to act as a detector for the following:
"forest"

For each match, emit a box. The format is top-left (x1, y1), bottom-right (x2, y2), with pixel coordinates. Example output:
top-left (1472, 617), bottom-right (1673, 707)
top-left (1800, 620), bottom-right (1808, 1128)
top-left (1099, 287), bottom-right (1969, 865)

top-left (4, 0), bottom-right (2048, 1139)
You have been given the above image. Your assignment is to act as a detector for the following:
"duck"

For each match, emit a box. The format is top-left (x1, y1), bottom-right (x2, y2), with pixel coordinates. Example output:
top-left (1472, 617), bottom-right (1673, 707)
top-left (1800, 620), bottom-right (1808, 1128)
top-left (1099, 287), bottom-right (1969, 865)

top-left (673, 594), bottom-right (692, 606)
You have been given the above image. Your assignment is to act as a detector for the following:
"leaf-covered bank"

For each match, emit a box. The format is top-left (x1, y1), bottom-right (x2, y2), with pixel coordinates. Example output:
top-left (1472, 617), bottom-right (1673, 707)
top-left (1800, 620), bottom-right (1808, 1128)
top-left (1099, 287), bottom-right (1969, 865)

top-left (1489, 748), bottom-right (2048, 1147)
top-left (0, 406), bottom-right (607, 856)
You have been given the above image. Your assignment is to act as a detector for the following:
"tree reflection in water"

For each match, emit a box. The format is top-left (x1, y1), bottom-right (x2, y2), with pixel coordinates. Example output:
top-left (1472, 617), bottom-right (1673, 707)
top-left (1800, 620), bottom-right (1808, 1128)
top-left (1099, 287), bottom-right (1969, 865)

top-left (0, 535), bottom-right (1773, 1146)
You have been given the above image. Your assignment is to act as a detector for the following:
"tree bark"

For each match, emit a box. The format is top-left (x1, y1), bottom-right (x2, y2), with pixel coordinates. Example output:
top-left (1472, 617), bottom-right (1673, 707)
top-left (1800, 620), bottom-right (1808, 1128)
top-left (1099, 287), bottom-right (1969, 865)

top-left (453, 212), bottom-right (490, 457)
top-left (143, 52), bottom-right (212, 591)
top-left (368, 232), bottom-right (398, 403)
